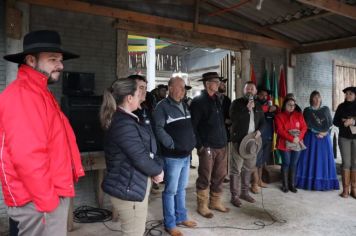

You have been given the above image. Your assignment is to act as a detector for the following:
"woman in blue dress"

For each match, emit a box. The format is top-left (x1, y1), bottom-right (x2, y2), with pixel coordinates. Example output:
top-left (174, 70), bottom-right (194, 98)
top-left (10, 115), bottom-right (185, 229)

top-left (296, 91), bottom-right (339, 191)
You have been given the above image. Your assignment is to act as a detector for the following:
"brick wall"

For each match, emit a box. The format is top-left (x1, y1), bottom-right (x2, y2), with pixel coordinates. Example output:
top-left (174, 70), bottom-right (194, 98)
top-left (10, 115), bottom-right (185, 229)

top-left (30, 5), bottom-right (119, 101)
top-left (294, 48), bottom-right (356, 110)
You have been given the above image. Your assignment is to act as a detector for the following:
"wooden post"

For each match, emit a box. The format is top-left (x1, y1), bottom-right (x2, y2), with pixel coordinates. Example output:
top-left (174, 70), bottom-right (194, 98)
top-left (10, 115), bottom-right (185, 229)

top-left (67, 198), bottom-right (74, 232)
top-left (116, 29), bottom-right (129, 79)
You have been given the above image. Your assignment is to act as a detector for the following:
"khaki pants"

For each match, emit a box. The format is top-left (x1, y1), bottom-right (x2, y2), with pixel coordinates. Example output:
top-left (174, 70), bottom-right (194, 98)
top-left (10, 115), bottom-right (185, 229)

top-left (339, 137), bottom-right (356, 170)
top-left (230, 143), bottom-right (257, 175)
top-left (7, 197), bottom-right (70, 236)
top-left (110, 179), bottom-right (151, 236)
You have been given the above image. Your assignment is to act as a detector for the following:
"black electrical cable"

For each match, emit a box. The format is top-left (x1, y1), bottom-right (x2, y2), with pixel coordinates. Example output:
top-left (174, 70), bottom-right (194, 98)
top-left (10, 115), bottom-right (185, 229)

top-left (74, 187), bottom-right (286, 235)
top-left (73, 205), bottom-right (112, 223)
top-left (145, 220), bottom-right (164, 236)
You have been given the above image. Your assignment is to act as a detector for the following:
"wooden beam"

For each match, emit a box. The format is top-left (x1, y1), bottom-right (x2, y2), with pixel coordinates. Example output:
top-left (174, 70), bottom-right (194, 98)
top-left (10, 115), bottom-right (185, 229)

top-left (194, 0), bottom-right (200, 31)
top-left (20, 0), bottom-right (296, 49)
top-left (297, 0), bottom-right (356, 20)
top-left (197, 24), bottom-right (294, 48)
top-left (203, 1), bottom-right (300, 45)
top-left (113, 0), bottom-right (195, 5)
top-left (115, 20), bottom-right (245, 51)
top-left (292, 37), bottom-right (356, 54)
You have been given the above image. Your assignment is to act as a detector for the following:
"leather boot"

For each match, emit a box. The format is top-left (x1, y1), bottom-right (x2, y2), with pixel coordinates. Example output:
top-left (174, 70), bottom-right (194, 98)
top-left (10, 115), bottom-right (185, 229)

top-left (258, 167), bottom-right (267, 188)
top-left (340, 169), bottom-right (350, 198)
top-left (289, 168), bottom-right (297, 193)
top-left (209, 192), bottom-right (230, 213)
top-left (250, 168), bottom-right (260, 194)
top-left (230, 174), bottom-right (242, 207)
top-left (351, 171), bottom-right (356, 199)
top-left (240, 170), bottom-right (256, 203)
top-left (281, 170), bottom-right (289, 193)
top-left (196, 189), bottom-right (214, 218)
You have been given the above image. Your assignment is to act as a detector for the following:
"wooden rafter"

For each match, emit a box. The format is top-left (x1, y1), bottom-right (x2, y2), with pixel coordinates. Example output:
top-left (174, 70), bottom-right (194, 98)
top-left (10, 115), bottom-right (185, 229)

top-left (292, 36), bottom-right (356, 54)
top-left (203, 1), bottom-right (300, 45)
top-left (115, 20), bottom-right (245, 51)
top-left (297, 0), bottom-right (356, 20)
top-left (20, 0), bottom-right (296, 49)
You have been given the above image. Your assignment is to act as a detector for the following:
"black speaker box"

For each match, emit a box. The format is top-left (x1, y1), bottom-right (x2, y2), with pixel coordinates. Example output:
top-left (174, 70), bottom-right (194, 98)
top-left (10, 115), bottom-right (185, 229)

top-left (61, 96), bottom-right (103, 152)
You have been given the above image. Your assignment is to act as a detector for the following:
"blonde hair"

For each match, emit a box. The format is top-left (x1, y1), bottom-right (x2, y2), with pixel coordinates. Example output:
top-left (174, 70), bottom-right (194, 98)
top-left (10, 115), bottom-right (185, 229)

top-left (100, 78), bottom-right (137, 129)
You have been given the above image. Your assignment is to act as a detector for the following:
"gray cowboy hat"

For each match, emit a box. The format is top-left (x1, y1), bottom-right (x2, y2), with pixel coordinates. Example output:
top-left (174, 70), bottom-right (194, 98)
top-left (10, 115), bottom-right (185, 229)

top-left (4, 30), bottom-right (79, 64)
top-left (239, 133), bottom-right (262, 159)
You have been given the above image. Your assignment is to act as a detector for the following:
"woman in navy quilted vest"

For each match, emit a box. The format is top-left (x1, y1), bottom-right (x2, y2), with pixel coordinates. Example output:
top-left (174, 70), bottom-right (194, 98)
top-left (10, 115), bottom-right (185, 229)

top-left (100, 78), bottom-right (164, 236)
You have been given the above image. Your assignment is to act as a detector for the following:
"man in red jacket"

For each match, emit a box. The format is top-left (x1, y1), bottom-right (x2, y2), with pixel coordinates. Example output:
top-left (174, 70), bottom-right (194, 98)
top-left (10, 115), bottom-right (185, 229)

top-left (0, 30), bottom-right (85, 236)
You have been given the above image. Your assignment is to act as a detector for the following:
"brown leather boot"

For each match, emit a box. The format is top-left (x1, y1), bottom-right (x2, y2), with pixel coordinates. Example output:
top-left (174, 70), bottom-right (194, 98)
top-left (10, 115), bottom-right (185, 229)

top-left (196, 189), bottom-right (214, 218)
top-left (350, 170), bottom-right (356, 199)
top-left (340, 169), bottom-right (350, 198)
top-left (240, 170), bottom-right (256, 203)
top-left (258, 167), bottom-right (268, 188)
top-left (165, 227), bottom-right (183, 236)
top-left (250, 168), bottom-right (260, 194)
top-left (230, 174), bottom-right (242, 207)
top-left (178, 220), bottom-right (197, 228)
top-left (209, 191), bottom-right (230, 212)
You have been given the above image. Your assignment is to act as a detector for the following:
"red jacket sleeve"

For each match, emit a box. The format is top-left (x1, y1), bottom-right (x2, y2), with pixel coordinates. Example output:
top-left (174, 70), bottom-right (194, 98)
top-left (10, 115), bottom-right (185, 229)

top-left (3, 87), bottom-right (59, 212)
top-left (275, 113), bottom-right (295, 142)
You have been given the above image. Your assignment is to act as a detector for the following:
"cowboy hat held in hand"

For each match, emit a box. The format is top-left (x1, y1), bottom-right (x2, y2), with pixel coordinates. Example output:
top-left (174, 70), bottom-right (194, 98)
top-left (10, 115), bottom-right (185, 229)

top-left (238, 132), bottom-right (262, 159)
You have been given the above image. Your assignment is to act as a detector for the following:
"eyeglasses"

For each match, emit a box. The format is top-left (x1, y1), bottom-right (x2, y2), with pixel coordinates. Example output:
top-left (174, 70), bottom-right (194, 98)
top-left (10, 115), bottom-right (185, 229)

top-left (287, 104), bottom-right (295, 107)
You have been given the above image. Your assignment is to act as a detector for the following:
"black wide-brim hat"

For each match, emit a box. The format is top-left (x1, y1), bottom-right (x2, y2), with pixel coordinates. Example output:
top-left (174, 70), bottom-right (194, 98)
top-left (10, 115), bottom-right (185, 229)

top-left (4, 30), bottom-right (79, 64)
top-left (342, 86), bottom-right (356, 94)
top-left (157, 84), bottom-right (168, 90)
top-left (185, 85), bottom-right (192, 90)
top-left (198, 72), bottom-right (224, 82)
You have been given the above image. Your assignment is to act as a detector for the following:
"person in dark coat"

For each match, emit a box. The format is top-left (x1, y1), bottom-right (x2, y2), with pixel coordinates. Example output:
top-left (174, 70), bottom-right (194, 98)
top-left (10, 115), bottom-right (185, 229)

top-left (190, 72), bottom-right (229, 219)
top-left (153, 77), bottom-right (197, 235)
top-left (333, 86), bottom-right (356, 198)
top-left (250, 86), bottom-right (277, 193)
top-left (100, 78), bottom-right (164, 236)
top-left (229, 81), bottom-right (266, 207)
top-left (217, 78), bottom-right (232, 183)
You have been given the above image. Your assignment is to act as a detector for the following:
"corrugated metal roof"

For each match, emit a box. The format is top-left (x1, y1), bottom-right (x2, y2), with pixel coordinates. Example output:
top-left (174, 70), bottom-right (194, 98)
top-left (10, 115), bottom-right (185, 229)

top-left (76, 0), bottom-right (356, 48)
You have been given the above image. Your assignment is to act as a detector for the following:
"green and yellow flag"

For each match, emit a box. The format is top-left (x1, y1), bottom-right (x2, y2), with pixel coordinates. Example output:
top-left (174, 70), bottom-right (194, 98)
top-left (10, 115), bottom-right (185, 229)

top-left (271, 65), bottom-right (279, 107)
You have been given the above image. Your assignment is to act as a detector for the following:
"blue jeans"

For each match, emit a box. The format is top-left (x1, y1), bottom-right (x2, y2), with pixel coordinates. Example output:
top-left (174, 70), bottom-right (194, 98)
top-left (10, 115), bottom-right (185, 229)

top-left (162, 156), bottom-right (190, 230)
top-left (281, 150), bottom-right (301, 173)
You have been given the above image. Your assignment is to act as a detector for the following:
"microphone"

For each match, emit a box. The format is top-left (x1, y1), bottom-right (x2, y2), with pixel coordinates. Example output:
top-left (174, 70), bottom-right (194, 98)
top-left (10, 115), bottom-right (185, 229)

top-left (248, 95), bottom-right (254, 101)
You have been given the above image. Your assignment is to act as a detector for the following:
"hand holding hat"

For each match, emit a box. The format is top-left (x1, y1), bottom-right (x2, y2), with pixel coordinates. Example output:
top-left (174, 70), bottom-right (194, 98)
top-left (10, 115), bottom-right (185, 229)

top-left (238, 132), bottom-right (262, 160)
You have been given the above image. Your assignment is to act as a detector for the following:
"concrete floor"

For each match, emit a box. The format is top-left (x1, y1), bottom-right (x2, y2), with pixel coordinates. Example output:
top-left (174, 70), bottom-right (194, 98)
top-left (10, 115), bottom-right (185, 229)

top-left (68, 152), bottom-right (356, 236)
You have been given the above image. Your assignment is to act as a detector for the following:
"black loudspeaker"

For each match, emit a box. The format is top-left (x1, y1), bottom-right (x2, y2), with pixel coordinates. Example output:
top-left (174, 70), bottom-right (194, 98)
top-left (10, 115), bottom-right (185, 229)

top-left (61, 96), bottom-right (103, 152)
top-left (62, 71), bottom-right (95, 96)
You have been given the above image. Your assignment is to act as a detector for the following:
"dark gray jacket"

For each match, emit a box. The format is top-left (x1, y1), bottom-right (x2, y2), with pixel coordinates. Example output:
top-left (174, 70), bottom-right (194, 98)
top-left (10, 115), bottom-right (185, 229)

top-left (102, 109), bottom-right (163, 202)
top-left (153, 97), bottom-right (196, 157)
